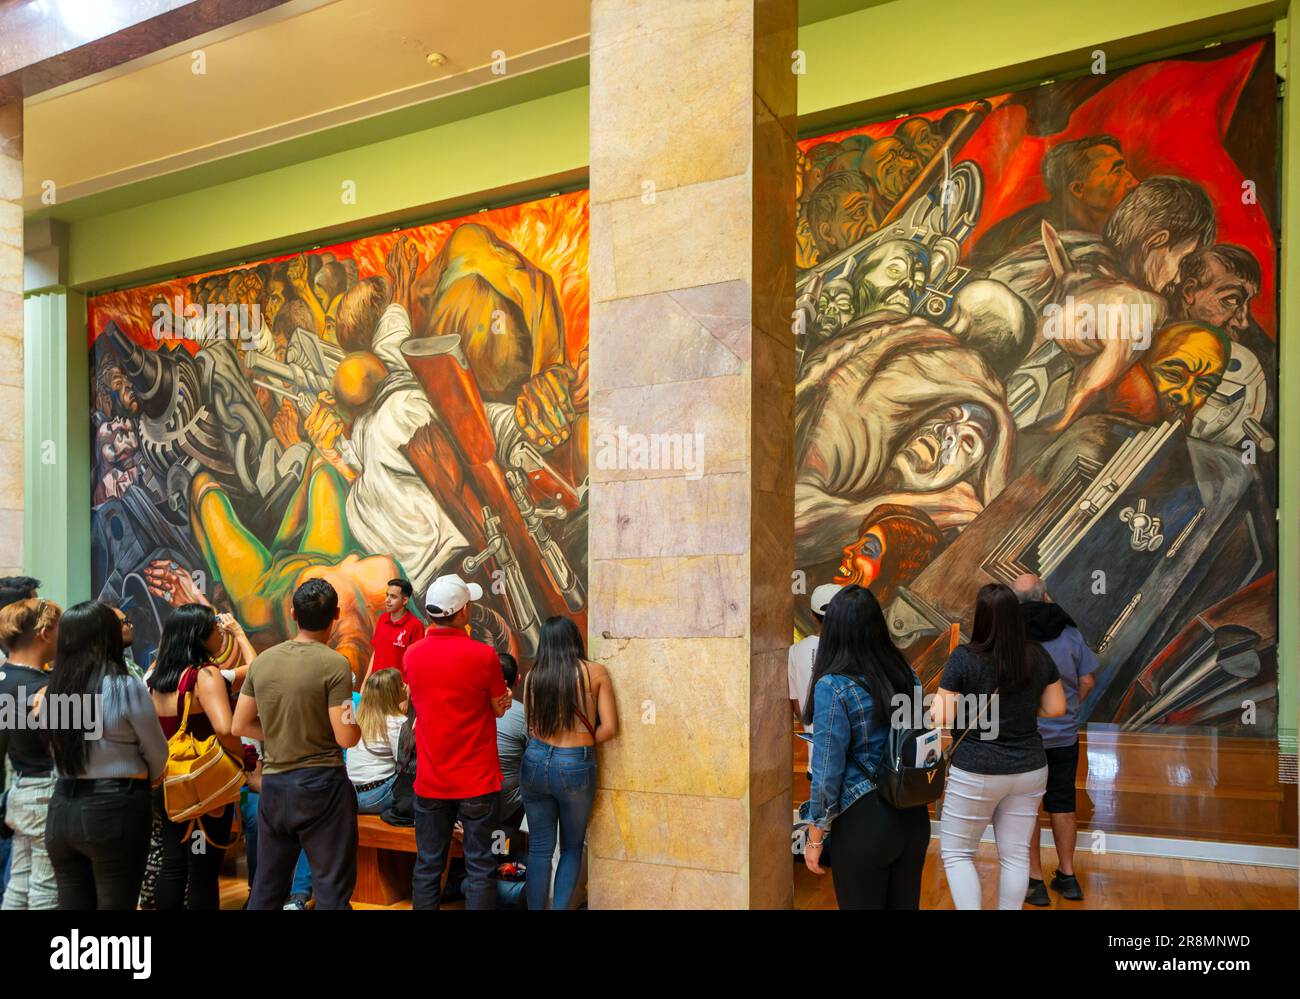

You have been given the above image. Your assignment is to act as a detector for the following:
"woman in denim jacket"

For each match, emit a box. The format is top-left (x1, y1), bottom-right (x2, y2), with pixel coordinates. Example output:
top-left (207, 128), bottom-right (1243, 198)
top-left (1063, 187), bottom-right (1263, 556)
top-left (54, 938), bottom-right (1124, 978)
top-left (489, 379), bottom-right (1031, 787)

top-left (802, 585), bottom-right (931, 909)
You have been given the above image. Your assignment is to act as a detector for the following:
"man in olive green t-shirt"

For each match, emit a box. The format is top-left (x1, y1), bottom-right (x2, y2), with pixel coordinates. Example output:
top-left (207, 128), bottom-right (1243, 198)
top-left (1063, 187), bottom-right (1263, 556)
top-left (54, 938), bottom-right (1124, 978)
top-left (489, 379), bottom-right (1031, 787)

top-left (234, 578), bottom-right (361, 909)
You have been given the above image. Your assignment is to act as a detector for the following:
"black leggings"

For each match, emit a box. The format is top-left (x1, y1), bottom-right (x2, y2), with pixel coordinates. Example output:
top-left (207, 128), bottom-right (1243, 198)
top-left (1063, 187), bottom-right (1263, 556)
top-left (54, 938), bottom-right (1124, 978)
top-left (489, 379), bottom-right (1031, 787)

top-left (154, 793), bottom-right (235, 910)
top-left (829, 791), bottom-right (930, 910)
top-left (46, 779), bottom-right (153, 910)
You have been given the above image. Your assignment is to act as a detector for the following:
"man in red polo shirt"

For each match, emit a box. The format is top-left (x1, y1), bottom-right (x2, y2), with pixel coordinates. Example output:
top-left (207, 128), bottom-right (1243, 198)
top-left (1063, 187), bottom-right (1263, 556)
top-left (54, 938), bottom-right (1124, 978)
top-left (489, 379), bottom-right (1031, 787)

top-left (363, 577), bottom-right (425, 685)
top-left (404, 573), bottom-right (510, 909)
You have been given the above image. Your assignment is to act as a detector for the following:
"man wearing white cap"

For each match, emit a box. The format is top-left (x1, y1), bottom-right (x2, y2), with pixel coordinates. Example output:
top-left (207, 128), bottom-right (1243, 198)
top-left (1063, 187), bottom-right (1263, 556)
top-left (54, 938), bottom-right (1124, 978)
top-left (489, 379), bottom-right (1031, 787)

top-left (788, 583), bottom-right (842, 734)
top-left (402, 574), bottom-right (512, 909)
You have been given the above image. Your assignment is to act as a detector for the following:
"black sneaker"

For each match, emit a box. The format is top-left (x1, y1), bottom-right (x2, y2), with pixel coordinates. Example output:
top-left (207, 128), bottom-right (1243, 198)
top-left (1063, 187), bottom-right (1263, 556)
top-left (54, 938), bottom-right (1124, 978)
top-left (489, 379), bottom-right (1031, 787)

top-left (1051, 870), bottom-right (1084, 901)
top-left (1025, 878), bottom-right (1050, 907)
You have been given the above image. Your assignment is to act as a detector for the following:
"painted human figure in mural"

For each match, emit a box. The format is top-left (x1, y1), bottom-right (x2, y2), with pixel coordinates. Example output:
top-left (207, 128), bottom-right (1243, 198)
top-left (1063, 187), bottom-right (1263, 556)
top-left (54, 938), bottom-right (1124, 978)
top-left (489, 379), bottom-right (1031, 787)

top-left (88, 191), bottom-right (590, 680)
top-left (970, 135), bottom-right (1139, 267)
top-left (142, 461), bottom-right (398, 683)
top-left (795, 315), bottom-right (1016, 563)
top-left (296, 237), bottom-right (471, 594)
top-left (791, 38), bottom-right (1279, 742)
top-left (833, 503), bottom-right (946, 609)
top-left (92, 417), bottom-right (145, 505)
top-left (990, 177), bottom-right (1217, 430)
top-left (1102, 321), bottom-right (1230, 429)
top-left (406, 222), bottom-right (589, 450)
top-left (804, 171), bottom-right (883, 265)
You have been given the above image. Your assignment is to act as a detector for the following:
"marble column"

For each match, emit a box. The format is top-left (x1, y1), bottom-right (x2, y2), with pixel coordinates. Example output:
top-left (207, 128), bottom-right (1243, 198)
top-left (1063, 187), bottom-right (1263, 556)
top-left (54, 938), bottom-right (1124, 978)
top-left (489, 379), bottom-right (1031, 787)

top-left (586, 0), bottom-right (797, 908)
top-left (0, 102), bottom-right (22, 576)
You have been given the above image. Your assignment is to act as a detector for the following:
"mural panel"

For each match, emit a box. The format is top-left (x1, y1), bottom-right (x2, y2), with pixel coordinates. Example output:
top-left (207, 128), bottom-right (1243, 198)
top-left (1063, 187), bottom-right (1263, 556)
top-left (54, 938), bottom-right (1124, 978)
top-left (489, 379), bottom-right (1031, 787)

top-left (794, 39), bottom-right (1279, 736)
top-left (89, 191), bottom-right (589, 680)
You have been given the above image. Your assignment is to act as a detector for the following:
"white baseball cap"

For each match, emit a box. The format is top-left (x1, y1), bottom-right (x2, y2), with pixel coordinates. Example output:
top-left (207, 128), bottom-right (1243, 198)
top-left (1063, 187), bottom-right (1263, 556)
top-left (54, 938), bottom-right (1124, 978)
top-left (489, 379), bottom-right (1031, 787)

top-left (424, 574), bottom-right (483, 618)
top-left (811, 583), bottom-right (843, 616)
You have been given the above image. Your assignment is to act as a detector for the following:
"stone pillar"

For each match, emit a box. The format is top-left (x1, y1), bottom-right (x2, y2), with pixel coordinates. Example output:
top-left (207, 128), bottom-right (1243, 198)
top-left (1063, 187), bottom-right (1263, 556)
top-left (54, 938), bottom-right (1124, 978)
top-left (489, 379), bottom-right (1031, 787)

top-left (0, 102), bottom-right (22, 576)
top-left (586, 0), bottom-right (797, 908)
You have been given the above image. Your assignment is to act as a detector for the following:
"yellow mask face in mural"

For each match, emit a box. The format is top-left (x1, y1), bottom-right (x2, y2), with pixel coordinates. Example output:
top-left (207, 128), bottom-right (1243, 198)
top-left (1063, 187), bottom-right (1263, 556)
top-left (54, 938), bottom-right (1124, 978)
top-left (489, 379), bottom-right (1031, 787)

top-left (1142, 324), bottom-right (1228, 427)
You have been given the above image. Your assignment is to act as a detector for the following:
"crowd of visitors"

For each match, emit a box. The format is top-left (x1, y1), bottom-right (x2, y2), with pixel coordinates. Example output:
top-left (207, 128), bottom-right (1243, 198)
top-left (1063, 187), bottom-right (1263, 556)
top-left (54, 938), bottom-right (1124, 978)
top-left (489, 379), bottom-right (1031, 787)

top-left (0, 570), bottom-right (616, 910)
top-left (0, 558), bottom-right (1102, 912)
top-left (799, 573), bottom-right (1093, 911)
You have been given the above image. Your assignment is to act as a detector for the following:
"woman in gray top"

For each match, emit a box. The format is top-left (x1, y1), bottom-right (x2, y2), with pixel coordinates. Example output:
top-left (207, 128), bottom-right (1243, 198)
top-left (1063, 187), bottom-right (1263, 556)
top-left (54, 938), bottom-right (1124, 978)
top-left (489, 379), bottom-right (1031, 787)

top-left (40, 602), bottom-right (168, 909)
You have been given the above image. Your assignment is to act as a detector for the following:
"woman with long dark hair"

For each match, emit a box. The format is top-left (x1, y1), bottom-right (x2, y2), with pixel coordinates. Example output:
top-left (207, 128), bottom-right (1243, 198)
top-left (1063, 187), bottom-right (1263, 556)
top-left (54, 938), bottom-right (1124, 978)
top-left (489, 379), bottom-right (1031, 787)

top-left (801, 585), bottom-right (931, 909)
top-left (520, 616), bottom-right (618, 910)
top-left (42, 601), bottom-right (167, 909)
top-left (935, 582), bottom-right (1066, 909)
top-left (147, 603), bottom-right (243, 909)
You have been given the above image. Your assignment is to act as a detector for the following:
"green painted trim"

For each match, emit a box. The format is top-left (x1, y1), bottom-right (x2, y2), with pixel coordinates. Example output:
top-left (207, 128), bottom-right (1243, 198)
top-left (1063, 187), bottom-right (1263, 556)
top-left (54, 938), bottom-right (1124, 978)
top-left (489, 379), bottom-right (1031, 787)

top-left (797, 0), bottom-right (1284, 131)
top-left (1277, 14), bottom-right (1299, 746)
top-left (23, 289), bottom-right (91, 608)
top-left (798, 0), bottom-right (894, 25)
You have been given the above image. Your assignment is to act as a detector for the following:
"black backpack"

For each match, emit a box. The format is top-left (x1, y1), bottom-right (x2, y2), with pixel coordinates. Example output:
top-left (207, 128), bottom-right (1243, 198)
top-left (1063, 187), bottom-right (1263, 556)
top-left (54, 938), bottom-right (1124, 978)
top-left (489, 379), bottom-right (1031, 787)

top-left (866, 682), bottom-right (996, 809)
top-left (380, 704), bottom-right (417, 827)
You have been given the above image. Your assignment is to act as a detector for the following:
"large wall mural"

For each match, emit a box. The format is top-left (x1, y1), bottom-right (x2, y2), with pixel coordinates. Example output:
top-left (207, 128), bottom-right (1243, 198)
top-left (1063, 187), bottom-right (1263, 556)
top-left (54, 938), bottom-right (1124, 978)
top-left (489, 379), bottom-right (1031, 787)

top-left (794, 38), bottom-right (1279, 736)
top-left (89, 191), bottom-right (589, 681)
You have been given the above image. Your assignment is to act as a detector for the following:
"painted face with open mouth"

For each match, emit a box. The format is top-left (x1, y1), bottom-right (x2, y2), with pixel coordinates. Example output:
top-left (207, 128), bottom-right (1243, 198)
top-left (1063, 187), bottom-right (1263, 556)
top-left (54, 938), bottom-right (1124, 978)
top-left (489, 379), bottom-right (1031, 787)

top-left (854, 239), bottom-right (927, 317)
top-left (835, 525), bottom-right (886, 587)
top-left (890, 402), bottom-right (995, 493)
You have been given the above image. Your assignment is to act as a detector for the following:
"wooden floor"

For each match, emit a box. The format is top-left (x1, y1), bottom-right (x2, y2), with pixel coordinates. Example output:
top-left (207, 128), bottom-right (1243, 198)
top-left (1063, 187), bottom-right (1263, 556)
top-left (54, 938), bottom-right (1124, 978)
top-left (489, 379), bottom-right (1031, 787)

top-left (217, 844), bottom-right (1297, 910)
top-left (793, 841), bottom-right (1297, 909)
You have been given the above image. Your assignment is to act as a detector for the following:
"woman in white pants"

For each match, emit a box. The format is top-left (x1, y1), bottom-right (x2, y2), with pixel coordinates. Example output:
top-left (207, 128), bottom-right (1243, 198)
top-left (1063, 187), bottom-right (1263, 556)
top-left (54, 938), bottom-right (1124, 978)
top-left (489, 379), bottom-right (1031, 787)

top-left (934, 583), bottom-right (1066, 910)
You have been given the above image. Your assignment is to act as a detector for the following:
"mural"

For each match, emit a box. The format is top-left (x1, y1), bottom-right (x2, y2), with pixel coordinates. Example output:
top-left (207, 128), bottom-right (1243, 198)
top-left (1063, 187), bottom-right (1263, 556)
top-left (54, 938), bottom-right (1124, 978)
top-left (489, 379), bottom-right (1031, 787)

top-left (794, 39), bottom-right (1279, 736)
top-left (89, 191), bottom-right (590, 682)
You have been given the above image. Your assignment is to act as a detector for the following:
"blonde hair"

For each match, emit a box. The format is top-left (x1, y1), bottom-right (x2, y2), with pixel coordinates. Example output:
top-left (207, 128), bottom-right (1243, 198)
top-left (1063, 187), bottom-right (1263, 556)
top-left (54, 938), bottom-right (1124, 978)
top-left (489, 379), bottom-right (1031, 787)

top-left (0, 598), bottom-right (62, 653)
top-left (357, 668), bottom-right (406, 745)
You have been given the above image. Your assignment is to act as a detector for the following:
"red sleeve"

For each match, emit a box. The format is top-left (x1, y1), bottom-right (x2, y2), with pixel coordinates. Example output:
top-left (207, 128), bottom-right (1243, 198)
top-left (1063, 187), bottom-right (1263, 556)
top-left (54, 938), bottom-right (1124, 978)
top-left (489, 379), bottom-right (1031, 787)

top-left (487, 649), bottom-right (507, 698)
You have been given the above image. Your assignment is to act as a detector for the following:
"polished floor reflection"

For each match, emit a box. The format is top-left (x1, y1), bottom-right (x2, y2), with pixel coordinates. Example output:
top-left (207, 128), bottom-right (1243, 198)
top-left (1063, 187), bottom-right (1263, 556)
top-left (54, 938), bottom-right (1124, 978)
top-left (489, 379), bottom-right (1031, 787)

top-left (792, 841), bottom-right (1299, 910)
top-left (1078, 725), bottom-right (1296, 846)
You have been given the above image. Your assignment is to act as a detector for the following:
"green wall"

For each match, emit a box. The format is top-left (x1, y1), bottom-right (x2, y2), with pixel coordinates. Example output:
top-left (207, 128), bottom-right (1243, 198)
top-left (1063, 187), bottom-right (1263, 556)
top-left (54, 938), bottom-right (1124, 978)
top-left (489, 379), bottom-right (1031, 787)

top-left (23, 290), bottom-right (89, 609)
top-left (62, 86), bottom-right (590, 292)
top-left (25, 0), bottom-right (1298, 747)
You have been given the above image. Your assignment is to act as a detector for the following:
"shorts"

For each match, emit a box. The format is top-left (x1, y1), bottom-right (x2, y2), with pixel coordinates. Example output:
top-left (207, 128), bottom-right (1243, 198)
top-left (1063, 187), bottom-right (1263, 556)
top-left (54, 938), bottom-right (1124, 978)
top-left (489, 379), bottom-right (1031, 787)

top-left (1042, 741), bottom-right (1080, 813)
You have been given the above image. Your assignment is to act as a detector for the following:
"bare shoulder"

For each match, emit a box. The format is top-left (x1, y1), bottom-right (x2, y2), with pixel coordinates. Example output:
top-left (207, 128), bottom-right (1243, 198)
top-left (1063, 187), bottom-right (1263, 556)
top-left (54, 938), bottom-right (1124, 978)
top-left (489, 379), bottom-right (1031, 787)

top-left (584, 659), bottom-right (609, 683)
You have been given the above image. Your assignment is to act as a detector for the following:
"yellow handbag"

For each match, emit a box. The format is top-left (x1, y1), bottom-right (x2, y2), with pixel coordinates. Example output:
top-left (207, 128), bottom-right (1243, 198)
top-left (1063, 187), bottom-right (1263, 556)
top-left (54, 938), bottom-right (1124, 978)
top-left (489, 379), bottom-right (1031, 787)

top-left (161, 678), bottom-right (246, 828)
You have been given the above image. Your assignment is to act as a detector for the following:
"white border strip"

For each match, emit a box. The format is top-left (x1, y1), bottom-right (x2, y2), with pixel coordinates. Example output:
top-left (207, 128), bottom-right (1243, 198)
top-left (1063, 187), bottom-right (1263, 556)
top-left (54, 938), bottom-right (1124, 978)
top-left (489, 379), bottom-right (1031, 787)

top-left (928, 820), bottom-right (1298, 869)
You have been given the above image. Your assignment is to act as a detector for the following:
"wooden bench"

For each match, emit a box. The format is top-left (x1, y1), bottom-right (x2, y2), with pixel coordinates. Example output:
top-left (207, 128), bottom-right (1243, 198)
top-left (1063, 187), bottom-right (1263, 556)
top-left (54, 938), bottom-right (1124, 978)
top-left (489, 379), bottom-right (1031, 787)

top-left (354, 815), bottom-right (462, 905)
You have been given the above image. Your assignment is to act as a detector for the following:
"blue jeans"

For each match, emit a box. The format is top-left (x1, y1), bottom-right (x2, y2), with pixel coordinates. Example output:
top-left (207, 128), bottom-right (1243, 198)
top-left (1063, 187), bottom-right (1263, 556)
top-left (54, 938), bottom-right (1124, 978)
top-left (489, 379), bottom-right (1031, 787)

top-left (240, 789), bottom-right (312, 901)
top-left (354, 775), bottom-right (397, 815)
top-left (520, 739), bottom-right (595, 910)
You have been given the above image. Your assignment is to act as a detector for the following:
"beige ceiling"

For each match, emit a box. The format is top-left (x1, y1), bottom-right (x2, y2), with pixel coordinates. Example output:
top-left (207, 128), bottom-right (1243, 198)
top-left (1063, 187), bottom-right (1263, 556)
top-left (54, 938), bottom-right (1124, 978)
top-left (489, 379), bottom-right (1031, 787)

top-left (22, 0), bottom-right (590, 209)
